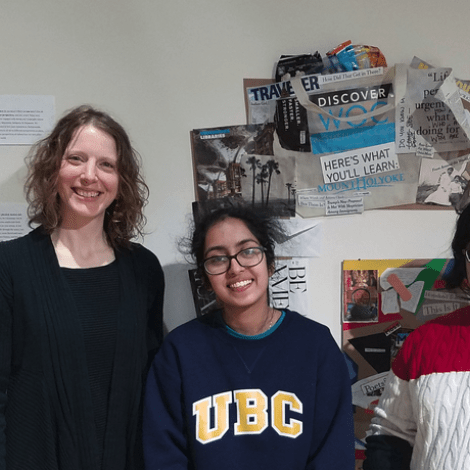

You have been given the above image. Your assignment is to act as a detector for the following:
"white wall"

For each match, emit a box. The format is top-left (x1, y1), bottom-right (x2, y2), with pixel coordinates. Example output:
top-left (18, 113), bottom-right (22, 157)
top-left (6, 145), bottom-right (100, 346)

top-left (1, 0), bottom-right (464, 344)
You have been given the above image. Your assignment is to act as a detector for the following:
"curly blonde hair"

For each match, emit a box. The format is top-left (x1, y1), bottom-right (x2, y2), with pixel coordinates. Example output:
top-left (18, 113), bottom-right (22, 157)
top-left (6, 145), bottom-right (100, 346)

top-left (25, 105), bottom-right (149, 249)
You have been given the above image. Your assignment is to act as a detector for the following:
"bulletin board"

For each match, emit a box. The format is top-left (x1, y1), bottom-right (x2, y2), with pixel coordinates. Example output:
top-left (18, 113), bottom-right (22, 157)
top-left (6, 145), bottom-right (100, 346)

top-left (342, 258), bottom-right (470, 466)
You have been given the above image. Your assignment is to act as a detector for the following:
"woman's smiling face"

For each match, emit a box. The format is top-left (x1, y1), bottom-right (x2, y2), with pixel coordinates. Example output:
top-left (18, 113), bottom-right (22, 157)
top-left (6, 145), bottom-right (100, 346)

top-left (203, 217), bottom-right (270, 313)
top-left (57, 125), bottom-right (119, 227)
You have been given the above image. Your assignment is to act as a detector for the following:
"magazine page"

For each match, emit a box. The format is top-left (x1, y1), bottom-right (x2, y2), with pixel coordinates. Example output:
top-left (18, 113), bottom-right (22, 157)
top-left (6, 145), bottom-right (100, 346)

top-left (190, 123), bottom-right (296, 216)
top-left (396, 66), bottom-right (470, 156)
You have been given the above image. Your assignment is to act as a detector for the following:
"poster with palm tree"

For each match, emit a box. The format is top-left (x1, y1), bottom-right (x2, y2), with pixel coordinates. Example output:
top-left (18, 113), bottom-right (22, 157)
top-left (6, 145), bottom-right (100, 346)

top-left (190, 123), bottom-right (296, 215)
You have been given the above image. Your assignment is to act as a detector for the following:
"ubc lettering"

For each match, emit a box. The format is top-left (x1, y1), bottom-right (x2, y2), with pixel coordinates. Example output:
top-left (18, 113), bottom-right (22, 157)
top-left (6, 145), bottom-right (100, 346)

top-left (272, 391), bottom-right (303, 437)
top-left (193, 392), bottom-right (232, 444)
top-left (234, 390), bottom-right (268, 435)
top-left (193, 389), bottom-right (304, 444)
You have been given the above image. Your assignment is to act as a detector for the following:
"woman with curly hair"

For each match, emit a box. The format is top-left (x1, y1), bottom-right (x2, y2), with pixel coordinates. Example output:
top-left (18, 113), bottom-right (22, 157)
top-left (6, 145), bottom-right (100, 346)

top-left (0, 105), bottom-right (164, 470)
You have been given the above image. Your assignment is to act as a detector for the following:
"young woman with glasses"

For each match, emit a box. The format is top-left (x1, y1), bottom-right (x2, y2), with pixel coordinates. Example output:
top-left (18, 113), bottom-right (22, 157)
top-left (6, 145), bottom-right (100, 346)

top-left (143, 204), bottom-right (354, 470)
top-left (363, 203), bottom-right (470, 470)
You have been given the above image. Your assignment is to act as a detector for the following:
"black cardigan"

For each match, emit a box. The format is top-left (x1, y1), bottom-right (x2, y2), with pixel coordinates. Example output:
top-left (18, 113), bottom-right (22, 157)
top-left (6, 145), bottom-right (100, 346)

top-left (0, 227), bottom-right (164, 470)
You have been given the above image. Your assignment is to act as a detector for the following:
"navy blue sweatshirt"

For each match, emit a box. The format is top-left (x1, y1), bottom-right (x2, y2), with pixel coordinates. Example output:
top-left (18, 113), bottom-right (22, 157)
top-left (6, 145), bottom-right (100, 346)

top-left (143, 309), bottom-right (354, 470)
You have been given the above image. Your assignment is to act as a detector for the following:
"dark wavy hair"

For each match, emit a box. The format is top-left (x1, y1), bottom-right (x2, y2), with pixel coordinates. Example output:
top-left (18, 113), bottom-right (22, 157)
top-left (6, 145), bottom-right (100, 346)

top-left (445, 203), bottom-right (470, 288)
top-left (183, 202), bottom-right (286, 286)
top-left (24, 105), bottom-right (149, 249)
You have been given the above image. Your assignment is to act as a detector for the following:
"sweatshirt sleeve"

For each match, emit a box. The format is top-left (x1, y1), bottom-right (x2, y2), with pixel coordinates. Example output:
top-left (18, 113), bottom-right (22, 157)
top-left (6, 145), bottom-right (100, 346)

top-left (0, 243), bottom-right (13, 470)
top-left (143, 339), bottom-right (189, 470)
top-left (368, 369), bottom-right (416, 444)
top-left (307, 329), bottom-right (355, 470)
top-left (363, 334), bottom-right (418, 470)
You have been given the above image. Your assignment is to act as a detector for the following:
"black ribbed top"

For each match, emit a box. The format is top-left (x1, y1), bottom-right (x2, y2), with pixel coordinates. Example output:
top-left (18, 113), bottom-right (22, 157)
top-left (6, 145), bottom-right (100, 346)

top-left (62, 261), bottom-right (119, 469)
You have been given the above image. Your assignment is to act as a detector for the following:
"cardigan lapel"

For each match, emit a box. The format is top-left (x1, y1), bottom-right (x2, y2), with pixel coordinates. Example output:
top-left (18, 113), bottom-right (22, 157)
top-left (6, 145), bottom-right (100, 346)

top-left (103, 250), bottom-right (147, 470)
top-left (101, 246), bottom-right (144, 470)
top-left (28, 227), bottom-right (100, 470)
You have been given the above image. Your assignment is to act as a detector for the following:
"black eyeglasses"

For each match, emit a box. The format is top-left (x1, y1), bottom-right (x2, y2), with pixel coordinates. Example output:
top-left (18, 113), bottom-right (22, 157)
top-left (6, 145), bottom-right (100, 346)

top-left (203, 246), bottom-right (266, 275)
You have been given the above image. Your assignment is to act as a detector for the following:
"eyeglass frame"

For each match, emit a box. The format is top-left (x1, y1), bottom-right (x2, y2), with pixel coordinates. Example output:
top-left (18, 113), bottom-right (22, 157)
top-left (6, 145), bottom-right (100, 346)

top-left (464, 248), bottom-right (470, 263)
top-left (202, 246), bottom-right (266, 275)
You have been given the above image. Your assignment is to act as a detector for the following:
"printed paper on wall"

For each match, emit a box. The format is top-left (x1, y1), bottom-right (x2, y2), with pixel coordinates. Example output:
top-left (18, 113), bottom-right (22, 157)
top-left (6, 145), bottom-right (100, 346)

top-left (190, 124), bottom-right (296, 216)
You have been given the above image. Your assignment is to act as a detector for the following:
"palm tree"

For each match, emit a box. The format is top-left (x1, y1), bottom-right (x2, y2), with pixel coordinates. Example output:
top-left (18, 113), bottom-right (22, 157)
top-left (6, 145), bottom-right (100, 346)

top-left (246, 156), bottom-right (261, 206)
top-left (255, 164), bottom-right (269, 206)
top-left (265, 159), bottom-right (281, 206)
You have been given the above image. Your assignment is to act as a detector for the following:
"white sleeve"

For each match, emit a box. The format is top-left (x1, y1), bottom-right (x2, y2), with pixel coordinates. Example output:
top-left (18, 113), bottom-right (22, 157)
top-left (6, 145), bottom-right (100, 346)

top-left (369, 369), bottom-right (417, 447)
